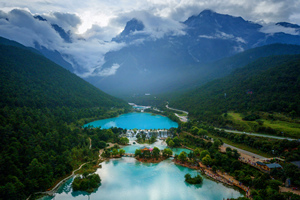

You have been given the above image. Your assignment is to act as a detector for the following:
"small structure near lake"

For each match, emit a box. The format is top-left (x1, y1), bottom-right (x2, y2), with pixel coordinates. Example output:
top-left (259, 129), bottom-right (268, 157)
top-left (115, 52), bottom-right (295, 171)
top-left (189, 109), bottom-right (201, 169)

top-left (140, 146), bottom-right (151, 153)
top-left (256, 161), bottom-right (282, 172)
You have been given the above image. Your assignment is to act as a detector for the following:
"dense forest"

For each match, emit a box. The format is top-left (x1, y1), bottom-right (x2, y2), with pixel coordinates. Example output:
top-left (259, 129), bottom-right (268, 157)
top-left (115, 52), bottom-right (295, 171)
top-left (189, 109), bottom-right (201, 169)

top-left (171, 54), bottom-right (300, 126)
top-left (0, 42), bottom-right (130, 199)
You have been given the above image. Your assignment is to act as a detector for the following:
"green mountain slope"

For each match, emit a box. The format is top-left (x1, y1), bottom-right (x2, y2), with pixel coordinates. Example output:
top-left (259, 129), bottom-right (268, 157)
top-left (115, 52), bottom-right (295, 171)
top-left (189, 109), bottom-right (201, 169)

top-left (0, 42), bottom-right (129, 199)
top-left (0, 44), bottom-right (127, 109)
top-left (180, 44), bottom-right (300, 91)
top-left (171, 54), bottom-right (300, 122)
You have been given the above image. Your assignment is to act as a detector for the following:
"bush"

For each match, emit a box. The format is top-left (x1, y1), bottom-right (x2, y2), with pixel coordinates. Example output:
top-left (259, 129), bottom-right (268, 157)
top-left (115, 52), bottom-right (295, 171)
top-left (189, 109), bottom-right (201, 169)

top-left (184, 173), bottom-right (203, 184)
top-left (72, 174), bottom-right (101, 193)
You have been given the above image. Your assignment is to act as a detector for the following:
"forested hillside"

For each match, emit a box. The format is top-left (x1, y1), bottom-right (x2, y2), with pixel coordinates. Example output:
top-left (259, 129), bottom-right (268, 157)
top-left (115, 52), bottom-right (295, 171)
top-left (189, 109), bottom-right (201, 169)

top-left (171, 54), bottom-right (300, 125)
top-left (0, 42), bottom-right (130, 199)
top-left (201, 44), bottom-right (300, 83)
top-left (0, 45), bottom-right (128, 109)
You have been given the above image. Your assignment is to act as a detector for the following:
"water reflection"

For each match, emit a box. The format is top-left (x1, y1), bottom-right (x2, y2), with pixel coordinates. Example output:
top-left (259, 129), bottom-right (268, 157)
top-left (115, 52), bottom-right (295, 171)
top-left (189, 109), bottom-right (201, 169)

top-left (40, 156), bottom-right (242, 200)
top-left (40, 142), bottom-right (243, 200)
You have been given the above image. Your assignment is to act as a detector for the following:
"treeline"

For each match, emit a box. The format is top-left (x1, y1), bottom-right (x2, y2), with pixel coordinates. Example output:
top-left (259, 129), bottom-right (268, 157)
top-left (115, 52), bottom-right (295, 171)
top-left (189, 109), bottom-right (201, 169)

top-left (208, 127), bottom-right (300, 162)
top-left (0, 43), bottom-right (129, 199)
top-left (0, 106), bottom-right (126, 199)
top-left (171, 54), bottom-right (300, 126)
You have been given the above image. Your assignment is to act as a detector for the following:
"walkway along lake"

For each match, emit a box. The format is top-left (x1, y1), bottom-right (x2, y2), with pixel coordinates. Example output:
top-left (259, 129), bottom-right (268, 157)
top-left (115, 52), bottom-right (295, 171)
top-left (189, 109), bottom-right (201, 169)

top-left (40, 113), bottom-right (243, 200)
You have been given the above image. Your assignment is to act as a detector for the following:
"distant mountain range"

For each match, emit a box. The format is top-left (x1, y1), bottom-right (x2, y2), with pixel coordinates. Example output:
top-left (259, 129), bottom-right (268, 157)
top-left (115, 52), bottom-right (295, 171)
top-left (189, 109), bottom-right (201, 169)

top-left (85, 10), bottom-right (300, 96)
top-left (6, 10), bottom-right (300, 96)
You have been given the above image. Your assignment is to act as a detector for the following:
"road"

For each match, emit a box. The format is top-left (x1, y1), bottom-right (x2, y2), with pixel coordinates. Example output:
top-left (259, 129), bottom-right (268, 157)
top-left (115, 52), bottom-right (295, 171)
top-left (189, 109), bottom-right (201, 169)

top-left (222, 143), bottom-right (267, 160)
top-left (166, 104), bottom-right (297, 141)
top-left (166, 104), bottom-right (189, 122)
top-left (98, 143), bottom-right (118, 160)
top-left (184, 131), bottom-right (267, 160)
top-left (166, 104), bottom-right (188, 115)
top-left (217, 128), bottom-right (296, 141)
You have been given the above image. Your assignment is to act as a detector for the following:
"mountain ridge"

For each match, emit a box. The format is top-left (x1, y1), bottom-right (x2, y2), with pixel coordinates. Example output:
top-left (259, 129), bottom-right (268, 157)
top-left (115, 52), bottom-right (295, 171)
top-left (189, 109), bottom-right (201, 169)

top-left (87, 10), bottom-right (300, 96)
top-left (170, 54), bottom-right (300, 121)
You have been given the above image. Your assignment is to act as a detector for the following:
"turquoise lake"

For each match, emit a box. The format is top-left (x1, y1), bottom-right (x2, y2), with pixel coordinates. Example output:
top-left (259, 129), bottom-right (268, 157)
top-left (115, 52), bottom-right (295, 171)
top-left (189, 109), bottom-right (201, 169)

top-left (84, 112), bottom-right (178, 129)
top-left (41, 113), bottom-right (243, 200)
top-left (42, 157), bottom-right (242, 200)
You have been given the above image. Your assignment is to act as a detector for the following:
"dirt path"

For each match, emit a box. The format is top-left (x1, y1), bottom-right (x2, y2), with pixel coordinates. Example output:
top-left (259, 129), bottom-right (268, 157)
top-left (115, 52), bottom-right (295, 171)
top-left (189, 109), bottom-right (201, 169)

top-left (279, 186), bottom-right (300, 195)
top-left (98, 143), bottom-right (119, 160)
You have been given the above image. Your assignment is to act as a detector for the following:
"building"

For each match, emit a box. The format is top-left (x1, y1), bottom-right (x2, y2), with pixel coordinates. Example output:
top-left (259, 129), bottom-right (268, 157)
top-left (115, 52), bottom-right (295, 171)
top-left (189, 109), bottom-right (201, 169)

top-left (256, 161), bottom-right (268, 171)
top-left (291, 161), bottom-right (300, 168)
top-left (265, 163), bottom-right (282, 171)
top-left (140, 147), bottom-right (150, 153)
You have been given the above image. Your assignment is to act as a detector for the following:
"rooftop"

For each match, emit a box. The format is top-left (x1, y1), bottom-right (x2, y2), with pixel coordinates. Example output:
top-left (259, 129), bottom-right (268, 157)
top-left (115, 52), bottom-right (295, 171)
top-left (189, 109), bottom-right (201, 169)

top-left (291, 161), bottom-right (300, 168)
top-left (256, 161), bottom-right (266, 166)
top-left (266, 163), bottom-right (282, 169)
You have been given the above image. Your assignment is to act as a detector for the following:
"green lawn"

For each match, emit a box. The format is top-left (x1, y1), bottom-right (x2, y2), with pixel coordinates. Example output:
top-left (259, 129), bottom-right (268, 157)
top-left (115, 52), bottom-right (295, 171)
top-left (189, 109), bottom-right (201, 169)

top-left (227, 112), bottom-right (259, 132)
top-left (178, 113), bottom-right (188, 116)
top-left (227, 112), bottom-right (300, 139)
top-left (262, 120), bottom-right (300, 138)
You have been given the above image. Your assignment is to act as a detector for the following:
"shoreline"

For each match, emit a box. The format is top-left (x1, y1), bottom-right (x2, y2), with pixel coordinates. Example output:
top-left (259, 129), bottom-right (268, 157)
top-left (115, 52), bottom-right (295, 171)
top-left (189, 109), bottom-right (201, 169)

top-left (27, 162), bottom-right (90, 200)
top-left (173, 160), bottom-right (250, 198)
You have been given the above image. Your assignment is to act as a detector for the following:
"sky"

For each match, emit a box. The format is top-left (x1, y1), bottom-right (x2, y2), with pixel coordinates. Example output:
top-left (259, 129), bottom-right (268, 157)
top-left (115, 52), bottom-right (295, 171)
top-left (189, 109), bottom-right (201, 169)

top-left (0, 0), bottom-right (300, 77)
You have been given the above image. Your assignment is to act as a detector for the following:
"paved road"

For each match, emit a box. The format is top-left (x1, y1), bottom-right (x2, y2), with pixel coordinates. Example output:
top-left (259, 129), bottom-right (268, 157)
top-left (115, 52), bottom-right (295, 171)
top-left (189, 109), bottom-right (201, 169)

top-left (222, 143), bottom-right (267, 160)
top-left (166, 104), bottom-right (188, 115)
top-left (166, 104), bottom-right (189, 122)
top-left (174, 113), bottom-right (188, 122)
top-left (217, 128), bottom-right (297, 141)
top-left (186, 131), bottom-right (268, 159)
top-left (165, 104), bottom-right (297, 141)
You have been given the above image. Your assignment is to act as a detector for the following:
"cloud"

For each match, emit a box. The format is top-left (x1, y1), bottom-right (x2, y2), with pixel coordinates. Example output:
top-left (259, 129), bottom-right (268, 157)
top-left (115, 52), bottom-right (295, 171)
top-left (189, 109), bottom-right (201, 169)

top-left (2, 0), bottom-right (300, 26)
top-left (0, 8), bottom-right (125, 78)
top-left (198, 32), bottom-right (247, 43)
top-left (0, 0), bottom-right (300, 78)
top-left (95, 63), bottom-right (121, 77)
top-left (39, 12), bottom-right (82, 32)
top-left (260, 23), bottom-right (300, 35)
top-left (0, 9), bottom-right (62, 48)
top-left (112, 10), bottom-right (186, 39)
